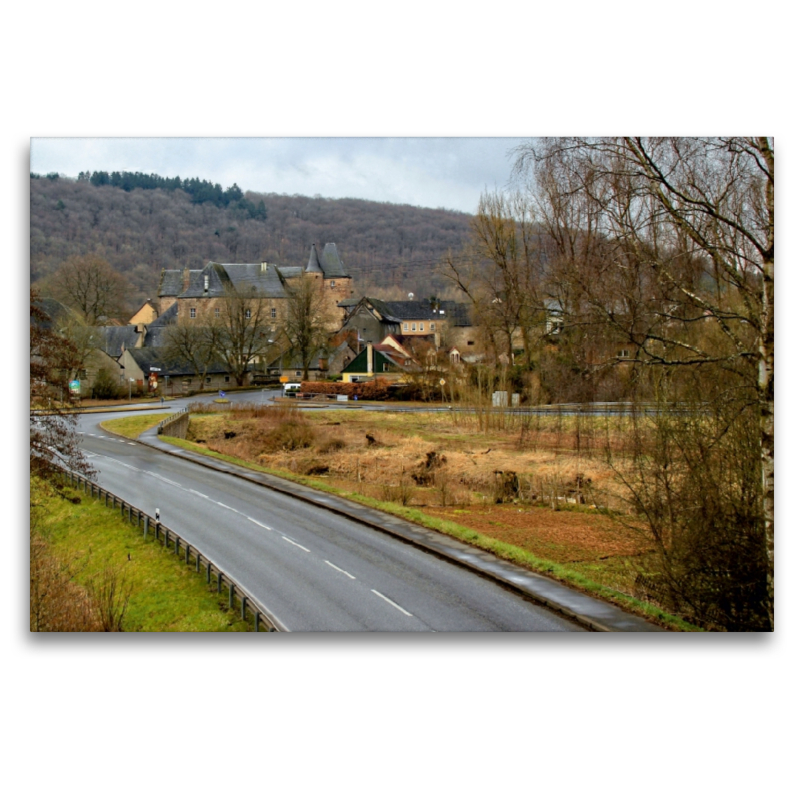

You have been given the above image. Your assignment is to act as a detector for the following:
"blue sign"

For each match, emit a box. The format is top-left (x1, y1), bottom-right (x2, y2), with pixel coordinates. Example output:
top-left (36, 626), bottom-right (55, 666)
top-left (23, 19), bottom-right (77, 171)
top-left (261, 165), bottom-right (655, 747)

top-left (219, 390), bottom-right (226, 398)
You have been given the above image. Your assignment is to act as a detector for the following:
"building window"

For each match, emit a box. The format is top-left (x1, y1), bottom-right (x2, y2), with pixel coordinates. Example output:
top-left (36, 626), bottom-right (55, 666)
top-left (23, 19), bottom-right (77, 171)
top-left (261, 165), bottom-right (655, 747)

top-left (419, 323), bottom-right (425, 332)
top-left (190, 308), bottom-right (196, 318)
top-left (295, 370), bottom-right (302, 377)
top-left (411, 323), bottom-right (417, 331)
top-left (383, 363), bottom-right (389, 372)
top-left (245, 309), bottom-right (251, 319)
top-left (430, 323), bottom-right (435, 331)
top-left (403, 323), bottom-right (408, 331)
top-left (467, 341), bottom-right (474, 346)
top-left (224, 376), bottom-right (230, 382)
top-left (617, 349), bottom-right (631, 359)
top-left (271, 308), bottom-right (277, 318)
top-left (451, 351), bottom-right (460, 364)
top-left (205, 376), bottom-right (211, 383)
top-left (215, 308), bottom-right (220, 318)
top-left (330, 280), bottom-right (336, 288)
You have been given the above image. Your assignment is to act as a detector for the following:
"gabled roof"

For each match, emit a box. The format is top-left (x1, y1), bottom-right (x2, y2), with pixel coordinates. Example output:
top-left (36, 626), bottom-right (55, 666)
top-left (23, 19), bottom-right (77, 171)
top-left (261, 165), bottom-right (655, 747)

top-left (125, 346), bottom-right (230, 376)
top-left (345, 297), bottom-right (473, 327)
top-left (96, 325), bottom-right (140, 357)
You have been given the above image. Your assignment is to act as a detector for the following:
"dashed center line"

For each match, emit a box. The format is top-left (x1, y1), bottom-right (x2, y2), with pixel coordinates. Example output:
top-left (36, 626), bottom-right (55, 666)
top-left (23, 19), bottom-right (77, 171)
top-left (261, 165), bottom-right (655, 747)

top-left (247, 517), bottom-right (272, 530)
top-left (216, 502), bottom-right (235, 511)
top-left (371, 590), bottom-right (413, 617)
top-left (282, 536), bottom-right (310, 553)
top-left (325, 561), bottom-right (356, 579)
top-left (188, 489), bottom-right (208, 498)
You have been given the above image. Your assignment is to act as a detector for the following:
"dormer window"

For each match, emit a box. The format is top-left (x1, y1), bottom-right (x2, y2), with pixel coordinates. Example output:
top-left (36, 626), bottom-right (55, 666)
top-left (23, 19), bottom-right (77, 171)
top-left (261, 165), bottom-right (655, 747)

top-left (419, 323), bottom-right (425, 332)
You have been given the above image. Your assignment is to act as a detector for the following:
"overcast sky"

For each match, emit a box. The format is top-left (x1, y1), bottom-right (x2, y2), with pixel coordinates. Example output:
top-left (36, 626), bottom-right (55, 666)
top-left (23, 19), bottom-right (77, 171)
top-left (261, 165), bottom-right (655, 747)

top-left (29, 137), bottom-right (527, 215)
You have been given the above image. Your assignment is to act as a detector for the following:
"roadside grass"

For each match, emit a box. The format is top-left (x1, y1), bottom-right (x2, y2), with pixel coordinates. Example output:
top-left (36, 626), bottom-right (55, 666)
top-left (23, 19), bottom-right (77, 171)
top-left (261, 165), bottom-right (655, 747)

top-left (33, 478), bottom-right (250, 632)
top-left (159, 433), bottom-right (697, 630)
top-left (100, 413), bottom-right (172, 439)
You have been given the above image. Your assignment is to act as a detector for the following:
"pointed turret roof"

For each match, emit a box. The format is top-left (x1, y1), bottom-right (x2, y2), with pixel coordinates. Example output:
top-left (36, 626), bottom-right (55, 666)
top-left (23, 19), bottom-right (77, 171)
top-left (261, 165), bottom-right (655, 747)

top-left (306, 243), bottom-right (324, 274)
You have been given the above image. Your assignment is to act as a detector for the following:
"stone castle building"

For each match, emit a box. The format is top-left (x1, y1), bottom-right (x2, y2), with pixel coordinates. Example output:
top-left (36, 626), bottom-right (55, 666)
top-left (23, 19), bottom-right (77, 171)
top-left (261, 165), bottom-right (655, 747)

top-left (156, 243), bottom-right (353, 330)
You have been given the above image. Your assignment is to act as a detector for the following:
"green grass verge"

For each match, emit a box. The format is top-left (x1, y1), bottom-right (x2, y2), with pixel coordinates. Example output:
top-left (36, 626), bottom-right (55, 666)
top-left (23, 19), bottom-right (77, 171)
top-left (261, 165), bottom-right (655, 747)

top-left (34, 479), bottom-right (250, 632)
top-left (101, 413), bottom-right (171, 439)
top-left (159, 435), bottom-right (698, 631)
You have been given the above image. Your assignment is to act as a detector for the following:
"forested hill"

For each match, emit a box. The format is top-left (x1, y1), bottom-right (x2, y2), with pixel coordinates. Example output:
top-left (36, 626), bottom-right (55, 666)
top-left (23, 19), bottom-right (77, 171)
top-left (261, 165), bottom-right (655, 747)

top-left (30, 173), bottom-right (474, 305)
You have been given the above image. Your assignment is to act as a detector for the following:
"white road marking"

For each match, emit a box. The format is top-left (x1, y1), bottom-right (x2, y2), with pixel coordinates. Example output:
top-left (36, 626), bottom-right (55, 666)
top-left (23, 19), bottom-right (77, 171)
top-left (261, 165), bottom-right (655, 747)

top-left (247, 517), bottom-right (272, 530)
top-left (371, 590), bottom-right (413, 617)
top-left (188, 489), bottom-right (208, 498)
top-left (282, 536), bottom-right (310, 553)
top-left (217, 502), bottom-right (235, 511)
top-left (325, 561), bottom-right (356, 580)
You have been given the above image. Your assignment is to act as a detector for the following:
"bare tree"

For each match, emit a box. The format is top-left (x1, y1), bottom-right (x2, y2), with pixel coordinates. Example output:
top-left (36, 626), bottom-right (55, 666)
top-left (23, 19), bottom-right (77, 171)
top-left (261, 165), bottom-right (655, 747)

top-left (214, 287), bottom-right (275, 386)
top-left (30, 289), bottom-right (94, 485)
top-left (282, 272), bottom-right (336, 380)
top-left (44, 254), bottom-right (133, 324)
top-left (515, 137), bottom-right (774, 627)
top-left (162, 315), bottom-right (221, 388)
top-left (440, 191), bottom-right (549, 369)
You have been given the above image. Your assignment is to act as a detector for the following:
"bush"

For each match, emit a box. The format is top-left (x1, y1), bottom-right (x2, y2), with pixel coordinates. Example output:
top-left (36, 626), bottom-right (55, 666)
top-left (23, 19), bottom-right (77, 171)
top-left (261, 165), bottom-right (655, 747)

top-left (92, 368), bottom-right (121, 400)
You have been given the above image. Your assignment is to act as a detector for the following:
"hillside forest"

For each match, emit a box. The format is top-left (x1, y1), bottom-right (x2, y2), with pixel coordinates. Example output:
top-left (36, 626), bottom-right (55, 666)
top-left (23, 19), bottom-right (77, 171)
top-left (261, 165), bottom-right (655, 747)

top-left (30, 172), bottom-right (473, 310)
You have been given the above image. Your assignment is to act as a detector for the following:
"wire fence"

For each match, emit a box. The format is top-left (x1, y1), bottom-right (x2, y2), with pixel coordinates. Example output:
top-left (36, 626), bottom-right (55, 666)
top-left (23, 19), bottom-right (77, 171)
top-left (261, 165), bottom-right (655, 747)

top-left (61, 466), bottom-right (284, 632)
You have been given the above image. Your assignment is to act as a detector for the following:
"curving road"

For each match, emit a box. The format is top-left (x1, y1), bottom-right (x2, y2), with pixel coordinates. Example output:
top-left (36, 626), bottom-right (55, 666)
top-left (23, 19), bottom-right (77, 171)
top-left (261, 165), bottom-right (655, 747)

top-left (75, 409), bottom-right (585, 631)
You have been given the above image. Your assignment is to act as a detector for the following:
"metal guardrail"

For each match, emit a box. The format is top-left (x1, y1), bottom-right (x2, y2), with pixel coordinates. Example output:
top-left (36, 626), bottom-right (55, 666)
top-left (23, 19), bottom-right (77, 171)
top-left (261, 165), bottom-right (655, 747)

top-left (61, 467), bottom-right (283, 632)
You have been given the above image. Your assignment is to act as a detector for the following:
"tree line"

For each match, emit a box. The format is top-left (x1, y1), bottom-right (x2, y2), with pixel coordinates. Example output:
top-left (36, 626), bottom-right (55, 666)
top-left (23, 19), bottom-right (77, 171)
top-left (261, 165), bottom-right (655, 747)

top-left (30, 175), bottom-right (473, 306)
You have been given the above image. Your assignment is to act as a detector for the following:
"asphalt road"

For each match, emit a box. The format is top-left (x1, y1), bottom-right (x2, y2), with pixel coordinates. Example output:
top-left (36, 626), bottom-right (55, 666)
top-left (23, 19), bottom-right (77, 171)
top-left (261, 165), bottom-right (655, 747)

top-left (76, 410), bottom-right (584, 631)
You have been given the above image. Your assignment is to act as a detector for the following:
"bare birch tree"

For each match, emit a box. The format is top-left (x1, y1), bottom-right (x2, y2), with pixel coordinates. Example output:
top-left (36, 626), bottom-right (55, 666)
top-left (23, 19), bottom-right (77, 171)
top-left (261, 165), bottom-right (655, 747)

top-left (515, 137), bottom-right (774, 627)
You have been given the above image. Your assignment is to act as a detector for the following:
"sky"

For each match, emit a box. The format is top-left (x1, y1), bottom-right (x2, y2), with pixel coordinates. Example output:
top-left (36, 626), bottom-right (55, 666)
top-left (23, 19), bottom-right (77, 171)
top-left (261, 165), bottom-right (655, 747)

top-left (29, 137), bottom-right (527, 214)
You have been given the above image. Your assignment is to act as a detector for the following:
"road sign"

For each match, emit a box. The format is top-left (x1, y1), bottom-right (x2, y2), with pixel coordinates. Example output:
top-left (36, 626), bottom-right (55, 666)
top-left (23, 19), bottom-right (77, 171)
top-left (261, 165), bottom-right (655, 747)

top-left (279, 376), bottom-right (289, 383)
top-left (219, 390), bottom-right (226, 398)
top-left (439, 378), bottom-right (446, 386)
top-left (69, 379), bottom-right (80, 394)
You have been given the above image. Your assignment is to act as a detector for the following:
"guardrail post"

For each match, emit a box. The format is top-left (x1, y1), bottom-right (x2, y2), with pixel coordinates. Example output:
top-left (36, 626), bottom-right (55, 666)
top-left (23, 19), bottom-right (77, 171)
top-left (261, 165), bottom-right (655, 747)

top-left (229, 582), bottom-right (234, 609)
top-left (175, 536), bottom-right (180, 555)
top-left (217, 572), bottom-right (222, 594)
top-left (241, 595), bottom-right (247, 620)
top-left (254, 610), bottom-right (260, 631)
top-left (165, 530), bottom-right (170, 548)
top-left (196, 553), bottom-right (201, 572)
top-left (185, 544), bottom-right (190, 564)
top-left (206, 562), bottom-right (211, 583)
top-left (144, 517), bottom-right (148, 539)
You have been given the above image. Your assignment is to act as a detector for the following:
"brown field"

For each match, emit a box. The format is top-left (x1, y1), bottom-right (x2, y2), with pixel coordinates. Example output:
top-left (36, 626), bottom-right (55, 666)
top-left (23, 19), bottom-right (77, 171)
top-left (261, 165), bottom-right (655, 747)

top-left (185, 404), bottom-right (656, 599)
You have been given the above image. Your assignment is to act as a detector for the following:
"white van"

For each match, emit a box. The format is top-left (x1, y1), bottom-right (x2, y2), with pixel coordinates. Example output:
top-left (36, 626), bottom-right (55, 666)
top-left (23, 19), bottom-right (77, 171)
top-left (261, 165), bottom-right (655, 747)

top-left (283, 382), bottom-right (302, 396)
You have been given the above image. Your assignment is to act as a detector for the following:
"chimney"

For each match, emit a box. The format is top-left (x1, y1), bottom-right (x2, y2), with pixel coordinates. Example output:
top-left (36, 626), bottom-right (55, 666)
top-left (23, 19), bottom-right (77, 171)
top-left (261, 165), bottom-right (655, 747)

top-left (182, 266), bottom-right (191, 292)
top-left (367, 342), bottom-right (373, 374)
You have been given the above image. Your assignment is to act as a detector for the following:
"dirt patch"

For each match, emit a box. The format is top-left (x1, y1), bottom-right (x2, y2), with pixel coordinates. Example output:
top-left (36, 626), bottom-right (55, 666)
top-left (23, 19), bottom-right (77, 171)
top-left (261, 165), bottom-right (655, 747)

top-left (434, 506), bottom-right (649, 562)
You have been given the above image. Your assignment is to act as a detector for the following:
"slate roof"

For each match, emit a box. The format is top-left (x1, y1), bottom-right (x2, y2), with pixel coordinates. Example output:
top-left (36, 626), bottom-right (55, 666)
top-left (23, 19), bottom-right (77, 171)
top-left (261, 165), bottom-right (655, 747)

top-left (157, 244), bottom-right (349, 300)
top-left (125, 347), bottom-right (230, 377)
top-left (96, 325), bottom-right (140, 357)
top-left (354, 298), bottom-right (473, 327)
top-left (318, 243), bottom-right (350, 278)
top-left (31, 297), bottom-right (74, 329)
top-left (142, 303), bottom-right (178, 347)
top-left (158, 269), bottom-right (183, 297)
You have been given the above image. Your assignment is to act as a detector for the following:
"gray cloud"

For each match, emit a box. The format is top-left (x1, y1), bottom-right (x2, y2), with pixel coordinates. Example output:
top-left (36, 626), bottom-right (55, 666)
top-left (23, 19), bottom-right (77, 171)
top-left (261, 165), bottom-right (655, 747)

top-left (29, 137), bottom-right (526, 214)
